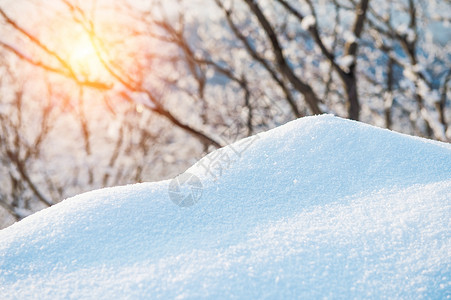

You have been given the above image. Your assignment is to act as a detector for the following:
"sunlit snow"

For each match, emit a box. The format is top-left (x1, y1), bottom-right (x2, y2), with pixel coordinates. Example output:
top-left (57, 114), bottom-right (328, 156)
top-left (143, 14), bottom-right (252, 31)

top-left (0, 115), bottom-right (450, 299)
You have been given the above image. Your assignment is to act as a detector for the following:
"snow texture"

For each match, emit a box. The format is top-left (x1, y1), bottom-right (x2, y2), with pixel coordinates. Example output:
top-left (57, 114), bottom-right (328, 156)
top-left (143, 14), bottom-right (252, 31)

top-left (0, 115), bottom-right (450, 299)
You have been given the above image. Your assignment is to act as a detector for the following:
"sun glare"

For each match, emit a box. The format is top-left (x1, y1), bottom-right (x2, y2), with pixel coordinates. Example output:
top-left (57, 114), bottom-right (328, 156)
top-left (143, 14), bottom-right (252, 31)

top-left (68, 35), bottom-right (103, 79)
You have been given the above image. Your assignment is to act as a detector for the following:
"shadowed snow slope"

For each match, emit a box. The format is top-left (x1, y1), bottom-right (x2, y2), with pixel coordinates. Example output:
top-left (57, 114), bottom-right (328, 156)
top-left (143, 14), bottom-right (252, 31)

top-left (0, 115), bottom-right (450, 299)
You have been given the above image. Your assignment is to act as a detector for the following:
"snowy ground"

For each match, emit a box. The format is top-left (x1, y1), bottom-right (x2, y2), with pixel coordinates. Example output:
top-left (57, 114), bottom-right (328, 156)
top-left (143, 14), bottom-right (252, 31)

top-left (0, 115), bottom-right (450, 299)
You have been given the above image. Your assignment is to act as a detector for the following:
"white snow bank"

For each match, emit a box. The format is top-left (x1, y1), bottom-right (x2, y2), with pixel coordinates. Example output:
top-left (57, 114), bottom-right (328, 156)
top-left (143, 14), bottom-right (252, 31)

top-left (0, 115), bottom-right (450, 299)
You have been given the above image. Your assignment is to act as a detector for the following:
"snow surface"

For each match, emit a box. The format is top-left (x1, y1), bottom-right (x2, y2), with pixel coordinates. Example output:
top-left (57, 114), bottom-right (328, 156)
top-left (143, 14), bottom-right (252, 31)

top-left (0, 115), bottom-right (450, 299)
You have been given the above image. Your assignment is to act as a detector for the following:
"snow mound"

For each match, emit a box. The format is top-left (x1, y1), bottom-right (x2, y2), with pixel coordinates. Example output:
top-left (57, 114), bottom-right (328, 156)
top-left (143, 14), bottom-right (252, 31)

top-left (0, 115), bottom-right (450, 299)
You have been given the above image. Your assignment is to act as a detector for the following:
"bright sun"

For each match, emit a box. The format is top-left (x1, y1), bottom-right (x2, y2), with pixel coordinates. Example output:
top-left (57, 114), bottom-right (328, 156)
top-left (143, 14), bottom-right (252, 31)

top-left (68, 34), bottom-right (103, 79)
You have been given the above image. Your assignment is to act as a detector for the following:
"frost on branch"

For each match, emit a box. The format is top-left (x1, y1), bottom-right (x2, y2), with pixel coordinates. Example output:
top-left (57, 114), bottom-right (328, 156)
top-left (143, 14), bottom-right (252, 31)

top-left (336, 55), bottom-right (354, 72)
top-left (301, 15), bottom-right (316, 30)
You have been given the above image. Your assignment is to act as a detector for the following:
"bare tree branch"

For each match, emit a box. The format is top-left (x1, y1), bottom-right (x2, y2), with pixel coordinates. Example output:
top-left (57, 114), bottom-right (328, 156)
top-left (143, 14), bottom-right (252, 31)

top-left (243, 0), bottom-right (322, 115)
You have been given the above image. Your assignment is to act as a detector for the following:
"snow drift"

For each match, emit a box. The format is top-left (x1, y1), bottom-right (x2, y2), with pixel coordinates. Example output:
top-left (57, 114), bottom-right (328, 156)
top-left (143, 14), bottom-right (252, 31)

top-left (0, 115), bottom-right (450, 299)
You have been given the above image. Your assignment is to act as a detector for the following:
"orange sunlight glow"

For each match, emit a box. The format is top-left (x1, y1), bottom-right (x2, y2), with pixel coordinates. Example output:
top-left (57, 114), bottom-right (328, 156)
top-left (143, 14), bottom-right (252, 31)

top-left (68, 34), bottom-right (104, 80)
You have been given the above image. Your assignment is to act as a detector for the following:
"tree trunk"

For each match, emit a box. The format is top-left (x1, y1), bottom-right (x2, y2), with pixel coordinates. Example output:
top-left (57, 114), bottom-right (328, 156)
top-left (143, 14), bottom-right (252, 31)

top-left (343, 74), bottom-right (360, 121)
